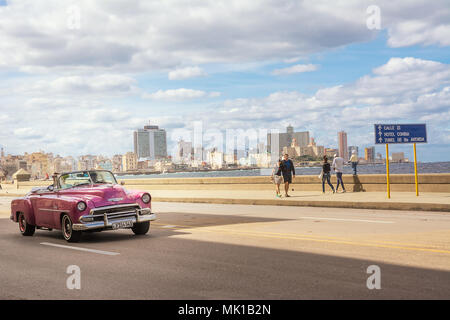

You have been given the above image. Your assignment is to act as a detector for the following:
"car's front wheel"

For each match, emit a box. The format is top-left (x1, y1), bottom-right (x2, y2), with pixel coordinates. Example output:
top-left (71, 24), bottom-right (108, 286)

top-left (61, 214), bottom-right (82, 242)
top-left (131, 221), bottom-right (150, 235)
top-left (18, 212), bottom-right (35, 236)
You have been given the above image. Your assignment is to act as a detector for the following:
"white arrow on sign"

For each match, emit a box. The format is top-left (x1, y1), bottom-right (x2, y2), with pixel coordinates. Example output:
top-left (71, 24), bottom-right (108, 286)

top-left (378, 125), bottom-right (382, 130)
top-left (378, 131), bottom-right (382, 136)
top-left (378, 137), bottom-right (383, 142)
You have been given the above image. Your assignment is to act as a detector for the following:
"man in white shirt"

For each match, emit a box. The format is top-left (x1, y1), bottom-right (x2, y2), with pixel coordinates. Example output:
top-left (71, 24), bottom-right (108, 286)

top-left (332, 154), bottom-right (346, 193)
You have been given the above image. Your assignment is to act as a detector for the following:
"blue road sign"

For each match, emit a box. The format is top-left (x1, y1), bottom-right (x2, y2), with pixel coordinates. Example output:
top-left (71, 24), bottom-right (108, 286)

top-left (374, 124), bottom-right (427, 144)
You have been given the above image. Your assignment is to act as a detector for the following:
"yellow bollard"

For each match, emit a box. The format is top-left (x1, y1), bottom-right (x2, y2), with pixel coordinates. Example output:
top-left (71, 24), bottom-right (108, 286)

top-left (414, 143), bottom-right (419, 196)
top-left (386, 144), bottom-right (390, 199)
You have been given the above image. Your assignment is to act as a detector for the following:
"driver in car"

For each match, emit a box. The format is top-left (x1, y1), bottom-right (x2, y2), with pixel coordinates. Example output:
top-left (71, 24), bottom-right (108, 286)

top-left (90, 172), bottom-right (105, 184)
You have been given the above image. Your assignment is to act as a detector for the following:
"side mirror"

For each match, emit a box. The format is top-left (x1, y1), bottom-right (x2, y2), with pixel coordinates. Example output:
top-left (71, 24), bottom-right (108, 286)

top-left (47, 185), bottom-right (54, 192)
top-left (120, 181), bottom-right (125, 186)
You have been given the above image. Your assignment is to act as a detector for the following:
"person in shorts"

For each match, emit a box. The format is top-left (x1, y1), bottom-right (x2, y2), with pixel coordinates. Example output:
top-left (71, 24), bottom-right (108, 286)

top-left (281, 154), bottom-right (295, 197)
top-left (271, 159), bottom-right (283, 198)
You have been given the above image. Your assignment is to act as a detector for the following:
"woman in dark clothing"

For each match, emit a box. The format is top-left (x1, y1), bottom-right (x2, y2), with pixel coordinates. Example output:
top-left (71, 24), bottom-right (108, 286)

top-left (321, 156), bottom-right (335, 194)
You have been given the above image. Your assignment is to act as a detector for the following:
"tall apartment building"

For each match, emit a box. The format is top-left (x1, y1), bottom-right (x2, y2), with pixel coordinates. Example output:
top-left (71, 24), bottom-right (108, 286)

top-left (308, 137), bottom-right (325, 158)
top-left (112, 155), bottom-right (123, 172)
top-left (365, 147), bottom-right (375, 162)
top-left (267, 125), bottom-right (310, 155)
top-left (77, 155), bottom-right (97, 171)
top-left (175, 139), bottom-right (192, 163)
top-left (391, 152), bottom-right (405, 162)
top-left (133, 123), bottom-right (167, 160)
top-left (338, 131), bottom-right (348, 161)
top-left (25, 152), bottom-right (52, 178)
top-left (122, 152), bottom-right (138, 172)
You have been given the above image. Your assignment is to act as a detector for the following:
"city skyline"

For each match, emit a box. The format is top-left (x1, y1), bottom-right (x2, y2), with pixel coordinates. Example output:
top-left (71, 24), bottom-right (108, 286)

top-left (0, 122), bottom-right (430, 164)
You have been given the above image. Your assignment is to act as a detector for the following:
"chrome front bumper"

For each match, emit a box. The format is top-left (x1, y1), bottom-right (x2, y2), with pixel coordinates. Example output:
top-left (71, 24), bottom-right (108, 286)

top-left (73, 208), bottom-right (156, 231)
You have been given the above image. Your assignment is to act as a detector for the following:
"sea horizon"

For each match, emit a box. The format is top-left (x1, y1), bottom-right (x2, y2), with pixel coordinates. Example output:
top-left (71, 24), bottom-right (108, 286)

top-left (116, 161), bottom-right (450, 179)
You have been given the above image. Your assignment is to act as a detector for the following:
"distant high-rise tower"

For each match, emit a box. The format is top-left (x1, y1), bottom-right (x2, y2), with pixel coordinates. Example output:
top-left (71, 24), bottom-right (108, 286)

top-left (267, 125), bottom-right (309, 155)
top-left (365, 147), bottom-right (375, 162)
top-left (338, 131), bottom-right (348, 161)
top-left (176, 139), bottom-right (192, 162)
top-left (133, 122), bottom-right (167, 160)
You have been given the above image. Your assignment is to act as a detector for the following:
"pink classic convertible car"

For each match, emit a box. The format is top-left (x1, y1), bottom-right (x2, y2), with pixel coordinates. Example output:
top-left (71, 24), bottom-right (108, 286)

top-left (10, 170), bottom-right (156, 242)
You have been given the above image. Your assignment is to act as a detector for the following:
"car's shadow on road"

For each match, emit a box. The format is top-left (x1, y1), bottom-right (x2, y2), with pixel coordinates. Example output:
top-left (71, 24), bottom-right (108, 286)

top-left (3, 212), bottom-right (292, 244)
top-left (155, 211), bottom-right (290, 228)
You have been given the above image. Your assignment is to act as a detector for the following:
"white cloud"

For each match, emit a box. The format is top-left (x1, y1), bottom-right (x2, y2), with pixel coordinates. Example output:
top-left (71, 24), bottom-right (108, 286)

top-left (1, 1), bottom-right (448, 73)
top-left (272, 64), bottom-right (318, 75)
top-left (142, 88), bottom-right (220, 101)
top-left (372, 57), bottom-right (444, 75)
top-left (191, 57), bottom-right (450, 147)
top-left (168, 66), bottom-right (207, 80)
top-left (16, 74), bottom-right (138, 97)
top-left (1, 99), bottom-right (145, 157)
top-left (2, 57), bottom-right (449, 157)
top-left (13, 127), bottom-right (43, 139)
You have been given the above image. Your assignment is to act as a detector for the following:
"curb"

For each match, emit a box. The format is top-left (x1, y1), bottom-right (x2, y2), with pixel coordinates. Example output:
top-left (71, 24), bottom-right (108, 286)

top-left (1, 193), bottom-right (448, 212)
top-left (152, 197), bottom-right (450, 212)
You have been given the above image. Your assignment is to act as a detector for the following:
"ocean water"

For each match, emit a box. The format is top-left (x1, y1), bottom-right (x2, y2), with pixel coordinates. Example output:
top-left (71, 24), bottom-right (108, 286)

top-left (117, 161), bottom-right (450, 179)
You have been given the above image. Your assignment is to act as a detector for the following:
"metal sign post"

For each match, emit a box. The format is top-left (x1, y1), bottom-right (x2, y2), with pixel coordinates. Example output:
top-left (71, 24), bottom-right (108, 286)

top-left (413, 143), bottom-right (418, 196)
top-left (375, 124), bottom-right (427, 199)
top-left (386, 144), bottom-right (390, 199)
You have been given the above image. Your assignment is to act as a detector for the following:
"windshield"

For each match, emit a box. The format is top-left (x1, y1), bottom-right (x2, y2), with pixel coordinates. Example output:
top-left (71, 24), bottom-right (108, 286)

top-left (58, 171), bottom-right (117, 189)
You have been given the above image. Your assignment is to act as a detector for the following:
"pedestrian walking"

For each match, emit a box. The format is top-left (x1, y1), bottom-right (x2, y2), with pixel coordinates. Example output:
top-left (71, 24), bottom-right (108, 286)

top-left (349, 150), bottom-right (359, 175)
top-left (321, 156), bottom-right (335, 194)
top-left (281, 154), bottom-right (295, 197)
top-left (332, 153), bottom-right (346, 193)
top-left (271, 159), bottom-right (283, 198)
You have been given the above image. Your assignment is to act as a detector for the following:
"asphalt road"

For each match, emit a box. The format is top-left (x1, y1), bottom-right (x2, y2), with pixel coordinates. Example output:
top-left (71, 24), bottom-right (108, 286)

top-left (1, 200), bottom-right (450, 299)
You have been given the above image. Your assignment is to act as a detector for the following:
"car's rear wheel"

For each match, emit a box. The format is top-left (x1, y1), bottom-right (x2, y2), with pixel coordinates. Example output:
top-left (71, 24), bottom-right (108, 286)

top-left (18, 212), bottom-right (35, 236)
top-left (61, 214), bottom-right (82, 242)
top-left (131, 221), bottom-right (150, 235)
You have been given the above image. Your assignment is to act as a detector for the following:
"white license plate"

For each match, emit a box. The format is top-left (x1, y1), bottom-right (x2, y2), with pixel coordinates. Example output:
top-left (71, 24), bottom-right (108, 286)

top-left (112, 220), bottom-right (134, 229)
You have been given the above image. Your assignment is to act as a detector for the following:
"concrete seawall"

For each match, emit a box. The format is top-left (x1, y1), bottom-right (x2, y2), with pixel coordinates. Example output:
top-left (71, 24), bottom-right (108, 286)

top-left (9, 173), bottom-right (450, 193)
top-left (2, 174), bottom-right (449, 212)
top-left (118, 174), bottom-right (450, 193)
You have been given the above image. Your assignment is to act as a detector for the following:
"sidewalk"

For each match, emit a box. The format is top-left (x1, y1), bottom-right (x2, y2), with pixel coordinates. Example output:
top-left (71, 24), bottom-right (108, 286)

top-left (149, 189), bottom-right (450, 212)
top-left (1, 188), bottom-right (449, 212)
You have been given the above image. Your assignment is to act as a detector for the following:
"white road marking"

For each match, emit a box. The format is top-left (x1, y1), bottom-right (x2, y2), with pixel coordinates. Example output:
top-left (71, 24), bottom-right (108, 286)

top-left (40, 242), bottom-right (120, 256)
top-left (298, 217), bottom-right (394, 224)
top-left (160, 225), bottom-right (176, 228)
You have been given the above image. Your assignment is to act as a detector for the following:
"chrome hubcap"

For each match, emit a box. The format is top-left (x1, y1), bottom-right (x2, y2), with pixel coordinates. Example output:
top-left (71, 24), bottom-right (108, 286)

top-left (19, 215), bottom-right (25, 232)
top-left (63, 216), bottom-right (72, 239)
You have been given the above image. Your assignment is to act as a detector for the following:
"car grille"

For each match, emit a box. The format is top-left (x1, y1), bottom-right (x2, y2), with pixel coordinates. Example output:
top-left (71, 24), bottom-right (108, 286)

top-left (90, 204), bottom-right (139, 222)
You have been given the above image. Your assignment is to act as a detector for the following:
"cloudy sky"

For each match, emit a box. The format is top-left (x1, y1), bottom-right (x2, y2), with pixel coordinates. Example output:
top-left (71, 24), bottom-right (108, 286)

top-left (0, 0), bottom-right (449, 161)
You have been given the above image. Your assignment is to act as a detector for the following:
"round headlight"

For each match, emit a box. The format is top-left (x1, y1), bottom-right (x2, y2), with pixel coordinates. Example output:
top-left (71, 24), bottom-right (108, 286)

top-left (77, 201), bottom-right (87, 212)
top-left (142, 193), bottom-right (151, 204)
